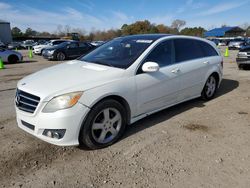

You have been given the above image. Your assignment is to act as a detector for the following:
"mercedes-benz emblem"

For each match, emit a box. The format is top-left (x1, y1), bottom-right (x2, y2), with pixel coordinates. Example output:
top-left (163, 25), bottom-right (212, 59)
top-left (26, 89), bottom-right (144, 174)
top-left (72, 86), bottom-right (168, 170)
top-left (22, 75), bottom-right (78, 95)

top-left (15, 91), bottom-right (21, 106)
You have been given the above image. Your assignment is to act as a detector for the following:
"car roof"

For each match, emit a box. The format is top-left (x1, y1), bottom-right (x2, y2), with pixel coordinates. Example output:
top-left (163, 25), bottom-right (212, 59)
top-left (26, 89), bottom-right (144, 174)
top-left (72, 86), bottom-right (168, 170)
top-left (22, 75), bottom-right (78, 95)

top-left (116, 34), bottom-right (172, 41)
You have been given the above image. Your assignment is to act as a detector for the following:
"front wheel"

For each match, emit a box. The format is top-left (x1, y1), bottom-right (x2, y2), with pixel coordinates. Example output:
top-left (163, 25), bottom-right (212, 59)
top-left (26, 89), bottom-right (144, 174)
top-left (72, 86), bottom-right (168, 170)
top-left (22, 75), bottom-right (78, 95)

top-left (79, 99), bottom-right (127, 149)
top-left (56, 52), bottom-right (66, 61)
top-left (201, 74), bottom-right (218, 100)
top-left (8, 55), bottom-right (18, 64)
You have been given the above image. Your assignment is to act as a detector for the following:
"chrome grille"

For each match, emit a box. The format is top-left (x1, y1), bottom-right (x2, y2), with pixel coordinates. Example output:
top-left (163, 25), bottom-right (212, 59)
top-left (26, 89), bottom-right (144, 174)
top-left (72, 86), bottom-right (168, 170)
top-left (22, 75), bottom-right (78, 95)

top-left (15, 89), bottom-right (40, 113)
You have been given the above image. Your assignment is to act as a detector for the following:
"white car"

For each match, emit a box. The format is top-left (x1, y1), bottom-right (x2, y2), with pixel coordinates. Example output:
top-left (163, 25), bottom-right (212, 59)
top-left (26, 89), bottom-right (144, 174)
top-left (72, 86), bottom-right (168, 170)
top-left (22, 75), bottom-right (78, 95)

top-left (32, 40), bottom-right (68, 55)
top-left (0, 48), bottom-right (23, 63)
top-left (15, 34), bottom-right (223, 149)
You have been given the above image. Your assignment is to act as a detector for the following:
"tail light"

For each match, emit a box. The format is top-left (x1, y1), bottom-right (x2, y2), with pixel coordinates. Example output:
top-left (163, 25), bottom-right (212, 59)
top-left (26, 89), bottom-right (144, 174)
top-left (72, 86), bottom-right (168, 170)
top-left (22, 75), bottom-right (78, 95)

top-left (221, 61), bottom-right (223, 68)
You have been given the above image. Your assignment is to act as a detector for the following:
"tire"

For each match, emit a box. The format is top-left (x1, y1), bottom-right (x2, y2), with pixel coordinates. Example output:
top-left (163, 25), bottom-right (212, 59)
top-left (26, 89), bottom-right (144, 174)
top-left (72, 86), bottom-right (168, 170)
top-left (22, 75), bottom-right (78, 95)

top-left (56, 52), bottom-right (66, 61)
top-left (40, 49), bottom-right (44, 55)
top-left (8, 55), bottom-right (19, 64)
top-left (201, 74), bottom-right (218, 100)
top-left (79, 99), bottom-right (127, 149)
top-left (238, 64), bottom-right (243, 70)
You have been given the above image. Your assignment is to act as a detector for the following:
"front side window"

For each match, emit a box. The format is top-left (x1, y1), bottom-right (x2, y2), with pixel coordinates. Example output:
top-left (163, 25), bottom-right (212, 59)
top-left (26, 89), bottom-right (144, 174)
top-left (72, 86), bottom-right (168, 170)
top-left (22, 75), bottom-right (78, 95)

top-left (174, 39), bottom-right (204, 63)
top-left (68, 42), bottom-right (78, 48)
top-left (143, 40), bottom-right (174, 67)
top-left (80, 38), bottom-right (153, 69)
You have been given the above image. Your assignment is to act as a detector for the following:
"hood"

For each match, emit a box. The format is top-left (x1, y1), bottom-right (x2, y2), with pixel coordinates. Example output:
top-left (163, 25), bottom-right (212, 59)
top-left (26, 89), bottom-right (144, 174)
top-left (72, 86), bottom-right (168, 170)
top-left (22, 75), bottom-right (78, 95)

top-left (34, 44), bottom-right (48, 49)
top-left (17, 60), bottom-right (125, 101)
top-left (44, 45), bottom-right (62, 51)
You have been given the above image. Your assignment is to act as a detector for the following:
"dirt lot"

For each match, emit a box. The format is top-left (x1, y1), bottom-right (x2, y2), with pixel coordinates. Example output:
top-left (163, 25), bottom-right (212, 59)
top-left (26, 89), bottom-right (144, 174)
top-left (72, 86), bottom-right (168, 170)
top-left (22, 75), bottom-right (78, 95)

top-left (0, 48), bottom-right (250, 188)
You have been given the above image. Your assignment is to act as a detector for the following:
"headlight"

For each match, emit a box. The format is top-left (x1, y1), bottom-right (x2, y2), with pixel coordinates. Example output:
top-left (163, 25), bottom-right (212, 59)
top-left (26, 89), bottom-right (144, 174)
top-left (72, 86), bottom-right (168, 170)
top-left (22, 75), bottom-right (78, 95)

top-left (42, 92), bottom-right (83, 113)
top-left (47, 50), bottom-right (55, 54)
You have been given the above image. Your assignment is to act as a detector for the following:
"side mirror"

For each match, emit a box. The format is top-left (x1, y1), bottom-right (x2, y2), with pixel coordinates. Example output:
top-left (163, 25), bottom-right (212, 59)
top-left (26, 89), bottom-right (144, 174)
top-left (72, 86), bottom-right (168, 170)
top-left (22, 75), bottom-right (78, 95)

top-left (142, 62), bottom-right (159, 73)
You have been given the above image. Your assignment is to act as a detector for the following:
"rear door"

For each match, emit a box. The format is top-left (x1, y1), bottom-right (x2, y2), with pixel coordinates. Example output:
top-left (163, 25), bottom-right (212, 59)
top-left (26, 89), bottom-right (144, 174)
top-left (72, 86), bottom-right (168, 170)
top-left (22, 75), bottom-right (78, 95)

top-left (173, 39), bottom-right (208, 101)
top-left (79, 42), bottom-right (92, 56)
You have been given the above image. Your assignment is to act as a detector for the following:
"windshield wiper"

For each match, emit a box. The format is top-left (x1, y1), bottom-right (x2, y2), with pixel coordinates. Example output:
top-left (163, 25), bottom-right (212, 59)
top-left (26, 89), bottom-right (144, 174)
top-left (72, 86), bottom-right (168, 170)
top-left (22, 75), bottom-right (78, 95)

top-left (90, 60), bottom-right (114, 68)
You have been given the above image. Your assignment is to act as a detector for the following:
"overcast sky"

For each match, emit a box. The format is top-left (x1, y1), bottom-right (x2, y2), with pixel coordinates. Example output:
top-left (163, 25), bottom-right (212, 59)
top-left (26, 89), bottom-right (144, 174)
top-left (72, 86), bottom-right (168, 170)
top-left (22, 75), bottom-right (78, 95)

top-left (0, 0), bottom-right (249, 33)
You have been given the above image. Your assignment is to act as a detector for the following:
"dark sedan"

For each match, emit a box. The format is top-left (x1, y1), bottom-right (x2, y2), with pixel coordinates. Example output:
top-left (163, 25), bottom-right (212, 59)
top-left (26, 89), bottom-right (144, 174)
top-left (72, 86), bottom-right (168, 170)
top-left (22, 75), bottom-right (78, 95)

top-left (236, 46), bottom-right (250, 70)
top-left (42, 41), bottom-right (96, 61)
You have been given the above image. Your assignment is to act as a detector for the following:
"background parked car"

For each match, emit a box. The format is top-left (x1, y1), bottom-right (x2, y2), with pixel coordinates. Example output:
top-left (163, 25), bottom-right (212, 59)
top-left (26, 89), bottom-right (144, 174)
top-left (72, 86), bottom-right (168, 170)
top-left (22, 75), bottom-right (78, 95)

top-left (0, 48), bottom-right (23, 63)
top-left (33, 39), bottom-right (69, 55)
top-left (236, 46), bottom-right (250, 69)
top-left (8, 42), bottom-right (22, 50)
top-left (20, 40), bottom-right (36, 49)
top-left (42, 41), bottom-right (96, 61)
top-left (218, 40), bottom-right (227, 46)
top-left (91, 41), bottom-right (105, 47)
top-left (228, 39), bottom-right (245, 50)
top-left (209, 39), bottom-right (219, 46)
top-left (0, 40), bottom-right (6, 48)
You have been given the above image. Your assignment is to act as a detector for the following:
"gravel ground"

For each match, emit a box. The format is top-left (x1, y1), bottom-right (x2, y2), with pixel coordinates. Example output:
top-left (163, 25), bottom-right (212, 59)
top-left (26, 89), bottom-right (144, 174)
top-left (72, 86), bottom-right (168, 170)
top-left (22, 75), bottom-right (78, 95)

top-left (0, 48), bottom-right (250, 188)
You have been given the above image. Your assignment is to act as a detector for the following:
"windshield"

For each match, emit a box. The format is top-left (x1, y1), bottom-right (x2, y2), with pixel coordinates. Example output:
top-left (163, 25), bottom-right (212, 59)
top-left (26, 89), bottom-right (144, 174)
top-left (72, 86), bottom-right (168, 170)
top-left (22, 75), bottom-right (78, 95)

top-left (80, 38), bottom-right (153, 69)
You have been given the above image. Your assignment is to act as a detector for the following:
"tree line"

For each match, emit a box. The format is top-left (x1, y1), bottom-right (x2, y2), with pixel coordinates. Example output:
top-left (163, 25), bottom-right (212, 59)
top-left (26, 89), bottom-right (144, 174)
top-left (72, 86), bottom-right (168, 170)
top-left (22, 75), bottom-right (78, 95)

top-left (11, 19), bottom-right (250, 41)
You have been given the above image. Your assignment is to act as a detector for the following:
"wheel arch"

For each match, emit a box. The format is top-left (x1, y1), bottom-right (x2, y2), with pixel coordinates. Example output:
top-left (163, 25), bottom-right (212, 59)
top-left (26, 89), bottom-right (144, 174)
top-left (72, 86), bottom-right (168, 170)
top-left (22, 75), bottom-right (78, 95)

top-left (88, 95), bottom-right (131, 125)
top-left (8, 54), bottom-right (19, 63)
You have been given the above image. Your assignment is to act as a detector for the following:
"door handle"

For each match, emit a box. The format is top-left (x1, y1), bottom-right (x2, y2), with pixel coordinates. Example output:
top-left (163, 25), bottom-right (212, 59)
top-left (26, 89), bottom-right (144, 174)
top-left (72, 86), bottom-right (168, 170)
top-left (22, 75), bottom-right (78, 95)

top-left (203, 61), bottom-right (209, 64)
top-left (171, 68), bottom-right (180, 73)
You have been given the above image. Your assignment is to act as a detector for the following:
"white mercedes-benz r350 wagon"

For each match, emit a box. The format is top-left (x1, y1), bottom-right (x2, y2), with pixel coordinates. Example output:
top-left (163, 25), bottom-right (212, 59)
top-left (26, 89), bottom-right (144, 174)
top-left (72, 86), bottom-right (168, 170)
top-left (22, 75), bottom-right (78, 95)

top-left (15, 34), bottom-right (223, 149)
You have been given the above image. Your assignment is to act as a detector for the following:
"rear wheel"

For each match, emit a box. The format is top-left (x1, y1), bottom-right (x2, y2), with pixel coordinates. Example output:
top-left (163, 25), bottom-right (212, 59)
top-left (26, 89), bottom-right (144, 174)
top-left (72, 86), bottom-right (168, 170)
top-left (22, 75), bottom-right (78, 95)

top-left (8, 55), bottom-right (19, 64)
top-left (201, 74), bottom-right (218, 100)
top-left (79, 99), bottom-right (127, 149)
top-left (56, 52), bottom-right (66, 61)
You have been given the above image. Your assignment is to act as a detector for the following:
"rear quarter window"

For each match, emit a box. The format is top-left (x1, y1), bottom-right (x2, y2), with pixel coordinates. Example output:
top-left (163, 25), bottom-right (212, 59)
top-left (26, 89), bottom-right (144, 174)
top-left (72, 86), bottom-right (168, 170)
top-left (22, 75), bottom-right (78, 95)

top-left (198, 41), bottom-right (219, 57)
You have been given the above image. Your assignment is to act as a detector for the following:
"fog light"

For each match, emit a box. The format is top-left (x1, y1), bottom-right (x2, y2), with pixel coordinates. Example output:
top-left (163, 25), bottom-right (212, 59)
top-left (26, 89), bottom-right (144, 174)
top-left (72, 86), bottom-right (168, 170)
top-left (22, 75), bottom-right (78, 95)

top-left (43, 129), bottom-right (66, 139)
top-left (46, 131), bottom-right (53, 138)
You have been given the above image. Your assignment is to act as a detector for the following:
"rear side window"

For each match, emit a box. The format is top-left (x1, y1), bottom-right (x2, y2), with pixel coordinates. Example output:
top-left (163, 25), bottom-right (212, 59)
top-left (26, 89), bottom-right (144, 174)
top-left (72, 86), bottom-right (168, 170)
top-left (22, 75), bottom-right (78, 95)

top-left (79, 43), bottom-right (87, 47)
top-left (174, 39), bottom-right (204, 63)
top-left (198, 41), bottom-right (218, 57)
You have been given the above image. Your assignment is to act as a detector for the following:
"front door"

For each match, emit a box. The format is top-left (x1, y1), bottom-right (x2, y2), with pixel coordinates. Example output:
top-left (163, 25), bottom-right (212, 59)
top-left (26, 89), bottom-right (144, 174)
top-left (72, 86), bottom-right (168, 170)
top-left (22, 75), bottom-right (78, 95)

top-left (135, 40), bottom-right (180, 115)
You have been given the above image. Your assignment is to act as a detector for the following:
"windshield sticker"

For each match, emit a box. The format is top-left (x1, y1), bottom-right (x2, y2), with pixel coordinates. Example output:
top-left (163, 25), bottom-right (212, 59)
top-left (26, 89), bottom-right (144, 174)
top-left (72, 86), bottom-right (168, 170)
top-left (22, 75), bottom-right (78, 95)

top-left (136, 40), bottom-right (153, 43)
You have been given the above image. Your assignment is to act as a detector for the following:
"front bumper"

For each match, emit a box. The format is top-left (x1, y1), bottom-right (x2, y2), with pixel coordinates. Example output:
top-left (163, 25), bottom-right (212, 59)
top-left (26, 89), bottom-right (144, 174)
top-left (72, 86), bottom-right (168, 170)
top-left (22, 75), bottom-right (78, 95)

top-left (236, 58), bottom-right (250, 65)
top-left (42, 51), bottom-right (55, 60)
top-left (16, 102), bottom-right (90, 146)
top-left (33, 49), bottom-right (42, 54)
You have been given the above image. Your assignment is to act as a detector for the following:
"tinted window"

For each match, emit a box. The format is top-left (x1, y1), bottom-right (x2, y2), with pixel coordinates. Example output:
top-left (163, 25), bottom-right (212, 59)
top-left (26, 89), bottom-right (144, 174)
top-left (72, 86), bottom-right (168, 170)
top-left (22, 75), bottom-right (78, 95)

top-left (53, 41), bottom-right (64, 45)
top-left (174, 39), bottom-right (204, 63)
top-left (68, 42), bottom-right (78, 48)
top-left (198, 41), bottom-right (218, 57)
top-left (144, 40), bottom-right (174, 67)
top-left (79, 43), bottom-right (87, 47)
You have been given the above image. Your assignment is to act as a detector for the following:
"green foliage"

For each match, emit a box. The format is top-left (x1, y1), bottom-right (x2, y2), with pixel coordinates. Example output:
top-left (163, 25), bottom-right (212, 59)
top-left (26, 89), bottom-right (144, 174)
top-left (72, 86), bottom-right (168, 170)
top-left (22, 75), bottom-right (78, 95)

top-left (246, 26), bottom-right (250, 37)
top-left (11, 27), bottom-right (22, 37)
top-left (11, 20), bottom-right (207, 41)
top-left (180, 27), bottom-right (206, 37)
top-left (24, 27), bottom-right (38, 36)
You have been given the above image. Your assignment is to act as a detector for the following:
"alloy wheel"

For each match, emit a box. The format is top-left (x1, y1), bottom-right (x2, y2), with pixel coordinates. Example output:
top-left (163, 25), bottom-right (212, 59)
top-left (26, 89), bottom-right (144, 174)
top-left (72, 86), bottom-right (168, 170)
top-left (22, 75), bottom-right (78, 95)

top-left (91, 108), bottom-right (122, 144)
